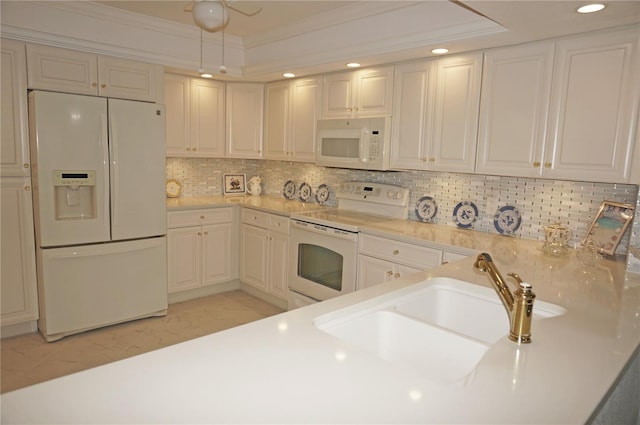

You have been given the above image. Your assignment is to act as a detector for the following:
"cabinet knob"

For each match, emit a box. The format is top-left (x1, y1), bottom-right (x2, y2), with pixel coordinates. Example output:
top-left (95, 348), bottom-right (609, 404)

top-left (23, 163), bottom-right (29, 169)
top-left (533, 161), bottom-right (541, 168)
top-left (544, 162), bottom-right (552, 168)
top-left (92, 82), bottom-right (97, 88)
top-left (204, 231), bottom-right (208, 235)
top-left (429, 157), bottom-right (435, 163)
top-left (101, 83), bottom-right (107, 89)
top-left (421, 158), bottom-right (427, 163)
top-left (24, 186), bottom-right (30, 191)
top-left (186, 147), bottom-right (191, 151)
top-left (393, 249), bottom-right (400, 255)
top-left (386, 271), bottom-right (394, 277)
top-left (394, 273), bottom-right (401, 279)
top-left (192, 148), bottom-right (197, 151)
top-left (197, 232), bottom-right (202, 236)
top-left (200, 215), bottom-right (205, 219)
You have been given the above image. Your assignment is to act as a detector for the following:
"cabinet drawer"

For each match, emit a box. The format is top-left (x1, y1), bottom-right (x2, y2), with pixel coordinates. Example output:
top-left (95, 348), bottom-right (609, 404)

top-left (168, 208), bottom-right (233, 228)
top-left (359, 234), bottom-right (442, 268)
top-left (268, 215), bottom-right (290, 234)
top-left (241, 208), bottom-right (270, 228)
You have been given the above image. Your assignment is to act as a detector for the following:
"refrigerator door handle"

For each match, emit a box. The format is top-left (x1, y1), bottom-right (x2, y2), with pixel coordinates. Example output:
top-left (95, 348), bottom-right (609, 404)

top-left (101, 112), bottom-right (111, 235)
top-left (108, 113), bottom-right (119, 229)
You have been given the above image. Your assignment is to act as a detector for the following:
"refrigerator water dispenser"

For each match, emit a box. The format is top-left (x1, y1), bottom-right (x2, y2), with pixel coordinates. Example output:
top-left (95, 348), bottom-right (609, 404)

top-left (53, 170), bottom-right (97, 220)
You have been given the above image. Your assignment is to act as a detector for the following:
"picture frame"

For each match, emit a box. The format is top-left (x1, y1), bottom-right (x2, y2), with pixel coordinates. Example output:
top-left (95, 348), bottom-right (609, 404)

top-left (583, 201), bottom-right (635, 255)
top-left (223, 173), bottom-right (246, 195)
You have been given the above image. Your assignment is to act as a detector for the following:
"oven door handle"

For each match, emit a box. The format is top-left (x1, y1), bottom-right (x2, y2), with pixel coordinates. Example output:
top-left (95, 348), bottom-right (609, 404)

top-left (291, 220), bottom-right (358, 241)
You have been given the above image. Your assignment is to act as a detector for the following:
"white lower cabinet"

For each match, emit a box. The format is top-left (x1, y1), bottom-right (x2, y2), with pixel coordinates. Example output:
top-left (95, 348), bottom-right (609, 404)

top-left (357, 234), bottom-right (443, 290)
top-left (167, 208), bottom-right (237, 293)
top-left (240, 209), bottom-right (289, 300)
top-left (358, 233), bottom-right (474, 289)
top-left (1, 178), bottom-right (38, 333)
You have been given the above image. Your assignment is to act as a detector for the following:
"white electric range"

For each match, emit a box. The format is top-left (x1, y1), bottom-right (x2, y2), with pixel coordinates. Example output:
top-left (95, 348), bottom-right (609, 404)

top-left (288, 181), bottom-right (410, 309)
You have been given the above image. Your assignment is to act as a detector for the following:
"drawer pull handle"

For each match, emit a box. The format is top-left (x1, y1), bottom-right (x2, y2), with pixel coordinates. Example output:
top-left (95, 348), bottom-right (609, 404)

top-left (393, 249), bottom-right (400, 255)
top-left (200, 216), bottom-right (205, 219)
top-left (386, 271), bottom-right (393, 277)
top-left (394, 273), bottom-right (401, 279)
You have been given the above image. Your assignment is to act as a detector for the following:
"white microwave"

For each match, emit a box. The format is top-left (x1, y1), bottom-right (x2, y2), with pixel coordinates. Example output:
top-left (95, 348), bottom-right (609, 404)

top-left (315, 117), bottom-right (391, 170)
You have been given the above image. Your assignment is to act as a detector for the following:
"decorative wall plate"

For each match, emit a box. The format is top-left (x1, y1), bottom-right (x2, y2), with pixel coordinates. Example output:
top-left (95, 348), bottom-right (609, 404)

top-left (494, 205), bottom-right (522, 235)
top-left (283, 180), bottom-right (296, 200)
top-left (415, 196), bottom-right (437, 222)
top-left (315, 184), bottom-right (329, 205)
top-left (298, 182), bottom-right (312, 202)
top-left (453, 201), bottom-right (478, 229)
top-left (166, 179), bottom-right (182, 198)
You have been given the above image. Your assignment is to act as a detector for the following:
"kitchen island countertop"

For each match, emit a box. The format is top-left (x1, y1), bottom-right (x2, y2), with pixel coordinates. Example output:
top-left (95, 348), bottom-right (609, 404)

top-left (2, 225), bottom-right (639, 423)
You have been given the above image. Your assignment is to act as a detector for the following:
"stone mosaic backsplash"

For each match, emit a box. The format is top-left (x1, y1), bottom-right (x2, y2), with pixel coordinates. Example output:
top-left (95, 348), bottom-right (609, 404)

top-left (167, 157), bottom-right (639, 255)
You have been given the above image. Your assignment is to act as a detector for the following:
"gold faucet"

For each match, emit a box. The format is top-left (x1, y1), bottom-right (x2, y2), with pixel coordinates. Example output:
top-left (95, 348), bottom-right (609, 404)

top-left (474, 253), bottom-right (536, 344)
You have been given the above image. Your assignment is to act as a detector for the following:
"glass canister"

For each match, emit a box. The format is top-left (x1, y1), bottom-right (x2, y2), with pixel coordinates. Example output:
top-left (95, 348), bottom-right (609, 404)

top-left (542, 222), bottom-right (572, 257)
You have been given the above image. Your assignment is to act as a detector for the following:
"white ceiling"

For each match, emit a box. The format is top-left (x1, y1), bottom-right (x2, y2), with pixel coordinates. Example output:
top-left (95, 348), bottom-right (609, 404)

top-left (4, 1), bottom-right (640, 81)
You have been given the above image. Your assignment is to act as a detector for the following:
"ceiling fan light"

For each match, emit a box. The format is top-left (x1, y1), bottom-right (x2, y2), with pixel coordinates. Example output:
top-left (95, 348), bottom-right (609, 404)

top-left (193, 1), bottom-right (230, 32)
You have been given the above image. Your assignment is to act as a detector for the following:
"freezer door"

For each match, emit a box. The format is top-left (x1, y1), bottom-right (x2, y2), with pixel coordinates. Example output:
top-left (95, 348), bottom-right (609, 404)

top-left (37, 237), bottom-right (168, 341)
top-left (108, 99), bottom-right (166, 240)
top-left (28, 91), bottom-right (110, 247)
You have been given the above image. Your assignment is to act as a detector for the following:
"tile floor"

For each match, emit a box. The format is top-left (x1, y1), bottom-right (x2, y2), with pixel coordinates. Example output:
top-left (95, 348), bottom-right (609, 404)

top-left (1, 290), bottom-right (284, 394)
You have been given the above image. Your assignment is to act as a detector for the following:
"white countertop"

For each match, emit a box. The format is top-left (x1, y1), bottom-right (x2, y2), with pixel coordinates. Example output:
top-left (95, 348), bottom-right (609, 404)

top-left (3, 197), bottom-right (639, 424)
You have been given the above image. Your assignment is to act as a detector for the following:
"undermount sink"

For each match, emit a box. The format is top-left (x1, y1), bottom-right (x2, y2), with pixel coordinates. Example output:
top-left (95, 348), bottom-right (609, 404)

top-left (314, 277), bottom-right (566, 383)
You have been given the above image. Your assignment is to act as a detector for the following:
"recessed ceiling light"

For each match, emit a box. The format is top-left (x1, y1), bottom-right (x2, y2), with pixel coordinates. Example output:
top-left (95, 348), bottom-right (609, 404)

top-left (432, 48), bottom-right (449, 54)
top-left (283, 73), bottom-right (296, 78)
top-left (199, 70), bottom-right (213, 78)
top-left (346, 62), bottom-right (361, 68)
top-left (577, 3), bottom-right (606, 13)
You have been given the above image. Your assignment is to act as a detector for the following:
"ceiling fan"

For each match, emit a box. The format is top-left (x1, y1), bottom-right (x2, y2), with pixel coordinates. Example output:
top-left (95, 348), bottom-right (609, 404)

top-left (184, 0), bottom-right (262, 32)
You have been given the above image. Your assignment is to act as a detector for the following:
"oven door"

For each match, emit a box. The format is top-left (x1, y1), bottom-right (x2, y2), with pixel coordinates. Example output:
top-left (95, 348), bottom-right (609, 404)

top-left (289, 219), bottom-right (358, 302)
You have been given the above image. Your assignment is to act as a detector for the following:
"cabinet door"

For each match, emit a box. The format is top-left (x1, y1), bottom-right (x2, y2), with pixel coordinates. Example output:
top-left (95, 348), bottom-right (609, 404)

top-left (202, 223), bottom-right (233, 285)
top-left (431, 53), bottom-right (482, 173)
top-left (192, 78), bottom-right (226, 157)
top-left (290, 77), bottom-right (322, 162)
top-left (268, 230), bottom-right (289, 299)
top-left (322, 71), bottom-right (355, 118)
top-left (1, 39), bottom-right (30, 177)
top-left (263, 81), bottom-right (290, 160)
top-left (545, 30), bottom-right (639, 183)
top-left (240, 224), bottom-right (268, 290)
top-left (390, 60), bottom-right (436, 170)
top-left (26, 44), bottom-right (98, 95)
top-left (226, 83), bottom-right (264, 158)
top-left (476, 42), bottom-right (555, 177)
top-left (357, 255), bottom-right (393, 290)
top-left (167, 227), bottom-right (201, 293)
top-left (1, 178), bottom-right (38, 325)
top-left (356, 66), bottom-right (394, 117)
top-left (164, 74), bottom-right (191, 157)
top-left (97, 57), bottom-right (162, 102)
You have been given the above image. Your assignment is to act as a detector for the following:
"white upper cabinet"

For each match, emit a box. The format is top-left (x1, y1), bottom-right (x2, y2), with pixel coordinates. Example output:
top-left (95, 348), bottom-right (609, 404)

top-left (226, 83), bottom-right (264, 159)
top-left (476, 41), bottom-right (555, 177)
top-left (264, 77), bottom-right (322, 162)
top-left (390, 53), bottom-right (482, 172)
top-left (26, 44), bottom-right (163, 102)
top-left (544, 29), bottom-right (639, 183)
top-left (322, 66), bottom-right (394, 118)
top-left (165, 75), bottom-right (225, 158)
top-left (1, 39), bottom-right (30, 177)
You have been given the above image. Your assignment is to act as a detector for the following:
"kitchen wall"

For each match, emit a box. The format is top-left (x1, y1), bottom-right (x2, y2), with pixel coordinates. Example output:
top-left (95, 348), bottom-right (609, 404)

top-left (167, 157), bottom-right (638, 256)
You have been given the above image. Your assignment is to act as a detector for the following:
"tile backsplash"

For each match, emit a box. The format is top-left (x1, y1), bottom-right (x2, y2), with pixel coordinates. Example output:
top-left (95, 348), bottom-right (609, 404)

top-left (167, 158), bottom-right (639, 255)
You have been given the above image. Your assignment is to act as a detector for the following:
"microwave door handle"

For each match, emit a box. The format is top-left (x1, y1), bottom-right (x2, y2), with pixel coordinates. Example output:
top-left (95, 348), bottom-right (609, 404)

top-left (360, 129), bottom-right (370, 164)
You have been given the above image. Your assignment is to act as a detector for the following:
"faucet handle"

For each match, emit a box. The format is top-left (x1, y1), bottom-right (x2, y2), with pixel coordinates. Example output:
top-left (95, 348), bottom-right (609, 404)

top-left (507, 272), bottom-right (523, 284)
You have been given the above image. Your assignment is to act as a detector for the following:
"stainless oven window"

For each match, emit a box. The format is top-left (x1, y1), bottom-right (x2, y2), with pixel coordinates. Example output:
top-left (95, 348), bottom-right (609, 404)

top-left (321, 138), bottom-right (359, 158)
top-left (297, 243), bottom-right (343, 291)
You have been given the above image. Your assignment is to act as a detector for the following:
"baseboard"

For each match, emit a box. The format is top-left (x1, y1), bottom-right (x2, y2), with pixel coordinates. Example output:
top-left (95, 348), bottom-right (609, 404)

top-left (1, 320), bottom-right (38, 339)
top-left (168, 280), bottom-right (241, 304)
top-left (239, 283), bottom-right (288, 310)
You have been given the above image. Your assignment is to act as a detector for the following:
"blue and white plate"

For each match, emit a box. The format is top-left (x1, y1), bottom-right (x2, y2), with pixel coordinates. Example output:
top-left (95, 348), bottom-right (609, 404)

top-left (453, 201), bottom-right (478, 229)
top-left (415, 196), bottom-right (437, 222)
top-left (315, 184), bottom-right (330, 205)
top-left (283, 180), bottom-right (296, 200)
top-left (494, 205), bottom-right (522, 235)
top-left (298, 182), bottom-right (312, 202)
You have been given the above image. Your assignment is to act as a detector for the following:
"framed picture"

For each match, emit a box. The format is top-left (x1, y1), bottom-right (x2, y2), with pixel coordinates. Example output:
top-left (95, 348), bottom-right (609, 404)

top-left (223, 173), bottom-right (246, 195)
top-left (583, 201), bottom-right (635, 255)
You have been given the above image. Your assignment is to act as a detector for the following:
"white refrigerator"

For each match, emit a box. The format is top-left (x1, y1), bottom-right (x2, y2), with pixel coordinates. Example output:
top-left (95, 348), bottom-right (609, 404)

top-left (29, 91), bottom-right (168, 342)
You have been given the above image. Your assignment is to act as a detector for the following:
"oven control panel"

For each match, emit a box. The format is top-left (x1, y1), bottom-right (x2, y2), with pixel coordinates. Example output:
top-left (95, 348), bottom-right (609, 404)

top-left (337, 182), bottom-right (409, 208)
